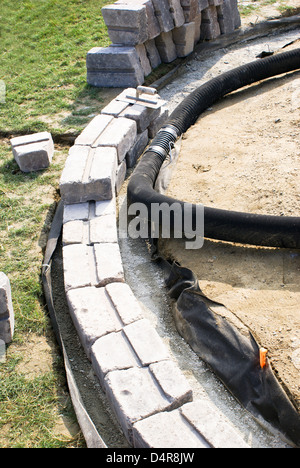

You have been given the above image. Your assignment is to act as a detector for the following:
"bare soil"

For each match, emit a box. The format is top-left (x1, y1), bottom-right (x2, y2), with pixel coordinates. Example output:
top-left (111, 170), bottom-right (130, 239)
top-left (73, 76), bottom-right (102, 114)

top-left (159, 41), bottom-right (300, 412)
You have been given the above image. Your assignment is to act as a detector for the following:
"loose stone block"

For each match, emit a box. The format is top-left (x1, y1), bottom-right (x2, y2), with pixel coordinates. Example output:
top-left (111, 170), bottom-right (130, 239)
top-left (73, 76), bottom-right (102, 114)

top-left (94, 243), bottom-right (125, 286)
top-left (102, 4), bottom-right (148, 45)
top-left (10, 132), bottom-right (54, 173)
top-left (105, 282), bottom-right (144, 325)
top-left (123, 319), bottom-right (170, 366)
top-left (180, 400), bottom-right (250, 448)
top-left (91, 331), bottom-right (140, 386)
top-left (200, 5), bottom-right (221, 40)
top-left (66, 286), bottom-right (123, 359)
top-left (149, 360), bottom-right (193, 409)
top-left (63, 244), bottom-right (96, 291)
top-left (132, 410), bottom-right (210, 448)
top-left (155, 31), bottom-right (177, 63)
top-left (0, 273), bottom-right (14, 344)
top-left (63, 202), bottom-right (90, 224)
top-left (104, 367), bottom-right (171, 443)
top-left (86, 46), bottom-right (145, 88)
top-left (144, 39), bottom-right (162, 69)
top-left (59, 146), bottom-right (118, 204)
top-left (74, 114), bottom-right (113, 147)
top-left (136, 44), bottom-right (152, 77)
top-left (172, 22), bottom-right (195, 57)
top-left (96, 117), bottom-right (137, 164)
top-left (89, 214), bottom-right (118, 244)
top-left (126, 129), bottom-right (149, 168)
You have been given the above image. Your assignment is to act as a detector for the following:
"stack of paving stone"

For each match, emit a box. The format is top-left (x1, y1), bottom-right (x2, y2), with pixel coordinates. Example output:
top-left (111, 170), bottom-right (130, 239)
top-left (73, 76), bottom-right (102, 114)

top-left (59, 88), bottom-right (249, 448)
top-left (86, 0), bottom-right (241, 88)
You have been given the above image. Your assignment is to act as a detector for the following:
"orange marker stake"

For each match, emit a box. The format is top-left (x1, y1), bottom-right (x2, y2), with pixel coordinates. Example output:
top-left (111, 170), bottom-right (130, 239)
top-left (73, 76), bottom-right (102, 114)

top-left (260, 347), bottom-right (268, 369)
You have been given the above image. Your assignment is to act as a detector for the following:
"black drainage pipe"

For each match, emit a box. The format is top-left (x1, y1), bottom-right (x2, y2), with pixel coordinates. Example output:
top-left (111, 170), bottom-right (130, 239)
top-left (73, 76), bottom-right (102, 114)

top-left (127, 49), bottom-right (300, 249)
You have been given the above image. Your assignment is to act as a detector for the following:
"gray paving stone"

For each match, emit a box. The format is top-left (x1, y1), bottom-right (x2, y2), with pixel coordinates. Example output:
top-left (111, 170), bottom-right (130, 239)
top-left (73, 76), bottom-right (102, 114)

top-left (194, 13), bottom-right (202, 43)
top-left (169, 0), bottom-right (185, 27)
top-left (149, 360), bottom-right (193, 409)
top-left (123, 319), bottom-right (170, 366)
top-left (136, 44), bottom-right (152, 77)
top-left (102, 4), bottom-right (148, 45)
top-left (105, 282), bottom-right (144, 325)
top-left (121, 104), bottom-right (160, 133)
top-left (114, 0), bottom-right (161, 39)
top-left (180, 400), bottom-right (250, 448)
top-left (91, 331), bottom-right (140, 386)
top-left (148, 105), bottom-right (169, 138)
top-left (94, 243), bottom-right (125, 286)
top-left (63, 220), bottom-right (86, 245)
top-left (66, 286), bottom-right (123, 359)
top-left (86, 46), bottom-right (145, 88)
top-left (89, 213), bottom-right (118, 244)
top-left (115, 160), bottom-right (127, 195)
top-left (172, 22), bottom-right (195, 57)
top-left (95, 117), bottom-right (137, 164)
top-left (180, 0), bottom-right (199, 22)
top-left (63, 244), bottom-right (97, 291)
top-left (132, 410), bottom-right (210, 448)
top-left (0, 273), bottom-right (14, 344)
top-left (152, 0), bottom-right (174, 32)
top-left (217, 0), bottom-right (240, 34)
top-left (10, 131), bottom-right (54, 173)
top-left (74, 114), bottom-right (113, 147)
top-left (155, 31), bottom-right (177, 63)
top-left (101, 99), bottom-right (129, 118)
top-left (95, 197), bottom-right (116, 217)
top-left (104, 366), bottom-right (171, 443)
top-left (198, 0), bottom-right (209, 10)
top-left (200, 5), bottom-right (221, 39)
top-left (63, 202), bottom-right (90, 224)
top-left (126, 129), bottom-right (149, 168)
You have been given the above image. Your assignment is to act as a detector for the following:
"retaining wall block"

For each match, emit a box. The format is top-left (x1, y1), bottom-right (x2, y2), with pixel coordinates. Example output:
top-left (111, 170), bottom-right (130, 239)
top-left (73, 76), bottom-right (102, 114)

top-left (180, 0), bottom-right (199, 23)
top-left (155, 31), bottom-right (177, 63)
top-left (94, 242), bottom-right (125, 286)
top-left (126, 129), bottom-right (149, 168)
top-left (105, 282), bottom-right (144, 325)
top-left (200, 5), bottom-right (220, 40)
top-left (152, 0), bottom-right (174, 32)
top-left (95, 117), bottom-right (137, 164)
top-left (0, 273), bottom-right (14, 344)
top-left (169, 0), bottom-right (185, 27)
top-left (74, 114), bottom-right (114, 147)
top-left (217, 0), bottom-right (241, 33)
top-left (136, 43), bottom-right (153, 77)
top-left (144, 39), bottom-right (162, 69)
top-left (121, 103), bottom-right (160, 133)
top-left (59, 146), bottom-right (118, 204)
top-left (172, 22), bottom-right (196, 57)
top-left (66, 286), bottom-right (123, 359)
top-left (86, 46), bottom-right (145, 88)
top-left (194, 13), bottom-right (202, 44)
top-left (102, 4), bottom-right (148, 45)
top-left (115, 0), bottom-right (161, 40)
top-left (63, 202), bottom-right (90, 224)
top-left (10, 132), bottom-right (54, 173)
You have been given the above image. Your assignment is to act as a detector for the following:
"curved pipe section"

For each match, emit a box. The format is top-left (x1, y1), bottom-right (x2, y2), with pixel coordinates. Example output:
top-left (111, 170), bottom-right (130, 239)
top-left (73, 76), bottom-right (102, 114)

top-left (128, 49), bottom-right (300, 248)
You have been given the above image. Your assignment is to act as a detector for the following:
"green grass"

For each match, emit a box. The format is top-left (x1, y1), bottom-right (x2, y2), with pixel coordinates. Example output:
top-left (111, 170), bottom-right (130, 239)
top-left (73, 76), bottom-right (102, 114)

top-left (0, 0), bottom-right (112, 135)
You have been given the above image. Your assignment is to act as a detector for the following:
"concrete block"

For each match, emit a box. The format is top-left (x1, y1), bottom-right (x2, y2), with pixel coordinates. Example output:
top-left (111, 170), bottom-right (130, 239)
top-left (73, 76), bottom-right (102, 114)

top-left (102, 4), bottom-right (148, 45)
top-left (144, 39), bottom-right (162, 69)
top-left (95, 197), bottom-right (116, 217)
top-left (96, 117), bottom-right (137, 164)
top-left (66, 286), bottom-right (123, 359)
top-left (121, 104), bottom-right (160, 133)
top-left (63, 244), bottom-right (97, 291)
top-left (94, 243), bottom-right (125, 286)
top-left (74, 114), bottom-right (113, 147)
top-left (114, 0), bottom-right (161, 39)
top-left (105, 282), bottom-right (144, 325)
top-left (217, 0), bottom-right (240, 33)
top-left (63, 220), bottom-right (86, 245)
top-left (180, 400), bottom-right (250, 448)
top-left (200, 6), bottom-right (221, 39)
top-left (115, 160), bottom-right (127, 195)
top-left (126, 129), bottom-right (149, 168)
top-left (123, 319), bottom-right (170, 366)
top-left (91, 331), bottom-right (140, 386)
top-left (89, 213), bottom-right (118, 244)
top-left (169, 0), bottom-right (185, 27)
top-left (63, 202), bottom-right (90, 224)
top-left (86, 46), bottom-right (145, 88)
top-left (172, 22), bottom-right (195, 57)
top-left (151, 0), bottom-right (174, 32)
top-left (10, 132), bottom-right (54, 173)
top-left (148, 105), bottom-right (169, 138)
top-left (132, 410), bottom-right (210, 448)
top-left (194, 13), bottom-right (202, 43)
top-left (136, 44), bottom-right (152, 77)
top-left (149, 360), bottom-right (193, 409)
top-left (0, 273), bottom-right (14, 344)
top-left (155, 31), bottom-right (177, 63)
top-left (180, 0), bottom-right (199, 22)
top-left (60, 146), bottom-right (118, 205)
top-left (198, 0), bottom-right (209, 10)
top-left (209, 0), bottom-right (223, 5)
top-left (104, 367), bottom-right (171, 443)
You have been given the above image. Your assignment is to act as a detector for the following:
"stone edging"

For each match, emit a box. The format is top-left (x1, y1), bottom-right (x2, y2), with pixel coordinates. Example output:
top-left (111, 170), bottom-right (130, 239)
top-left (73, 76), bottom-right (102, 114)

top-left (58, 86), bottom-right (250, 448)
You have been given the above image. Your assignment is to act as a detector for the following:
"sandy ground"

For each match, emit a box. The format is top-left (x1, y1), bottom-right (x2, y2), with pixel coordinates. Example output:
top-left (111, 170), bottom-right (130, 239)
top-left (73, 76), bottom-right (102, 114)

top-left (158, 39), bottom-right (300, 413)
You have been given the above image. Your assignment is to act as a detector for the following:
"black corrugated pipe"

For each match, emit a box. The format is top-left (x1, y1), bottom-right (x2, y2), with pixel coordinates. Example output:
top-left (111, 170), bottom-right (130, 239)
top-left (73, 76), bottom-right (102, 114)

top-left (127, 49), bottom-right (300, 248)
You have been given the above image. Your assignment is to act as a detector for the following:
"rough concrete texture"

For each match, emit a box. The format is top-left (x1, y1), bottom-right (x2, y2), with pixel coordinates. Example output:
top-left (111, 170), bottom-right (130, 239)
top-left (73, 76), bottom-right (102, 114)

top-left (102, 4), bottom-right (148, 45)
top-left (10, 131), bottom-right (54, 173)
top-left (155, 31), bottom-right (177, 63)
top-left (172, 22), bottom-right (196, 57)
top-left (0, 272), bottom-right (14, 344)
